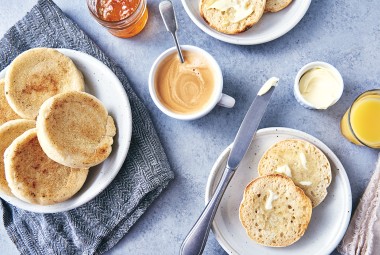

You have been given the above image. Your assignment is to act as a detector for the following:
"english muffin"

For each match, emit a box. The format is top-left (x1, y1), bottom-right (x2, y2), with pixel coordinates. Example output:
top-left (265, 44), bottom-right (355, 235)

top-left (36, 91), bottom-right (116, 168)
top-left (0, 79), bottom-right (20, 125)
top-left (265, 0), bottom-right (292, 13)
top-left (239, 174), bottom-right (312, 247)
top-left (0, 119), bottom-right (35, 196)
top-left (4, 129), bottom-right (88, 205)
top-left (258, 139), bottom-right (332, 207)
top-left (4, 48), bottom-right (84, 119)
top-left (200, 0), bottom-right (266, 34)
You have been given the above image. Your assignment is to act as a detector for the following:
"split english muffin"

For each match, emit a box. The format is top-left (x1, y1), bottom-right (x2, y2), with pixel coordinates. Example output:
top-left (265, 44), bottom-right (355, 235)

top-left (36, 91), bottom-right (116, 168)
top-left (258, 139), bottom-right (332, 207)
top-left (239, 174), bottom-right (312, 247)
top-left (0, 79), bottom-right (20, 125)
top-left (4, 129), bottom-right (88, 205)
top-left (200, 0), bottom-right (266, 34)
top-left (265, 0), bottom-right (293, 13)
top-left (4, 47), bottom-right (85, 119)
top-left (0, 119), bottom-right (35, 196)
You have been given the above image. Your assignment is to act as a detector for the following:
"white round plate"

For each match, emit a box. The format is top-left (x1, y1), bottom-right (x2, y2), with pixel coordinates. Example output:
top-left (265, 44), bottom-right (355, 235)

top-left (181, 0), bottom-right (311, 45)
top-left (206, 127), bottom-right (352, 254)
top-left (0, 49), bottom-right (132, 213)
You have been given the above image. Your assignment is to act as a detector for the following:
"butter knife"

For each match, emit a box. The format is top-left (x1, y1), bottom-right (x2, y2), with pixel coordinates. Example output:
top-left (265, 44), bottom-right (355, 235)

top-left (180, 80), bottom-right (278, 255)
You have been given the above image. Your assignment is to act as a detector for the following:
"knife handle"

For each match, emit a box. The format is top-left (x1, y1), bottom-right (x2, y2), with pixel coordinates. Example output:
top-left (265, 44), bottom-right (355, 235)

top-left (180, 167), bottom-right (235, 255)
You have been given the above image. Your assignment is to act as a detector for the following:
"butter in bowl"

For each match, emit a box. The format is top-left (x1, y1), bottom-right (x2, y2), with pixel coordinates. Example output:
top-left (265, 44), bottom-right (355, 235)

top-left (294, 61), bottom-right (344, 110)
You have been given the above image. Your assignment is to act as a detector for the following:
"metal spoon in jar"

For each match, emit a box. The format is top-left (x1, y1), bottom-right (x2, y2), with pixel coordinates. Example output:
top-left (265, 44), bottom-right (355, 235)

top-left (159, 0), bottom-right (185, 63)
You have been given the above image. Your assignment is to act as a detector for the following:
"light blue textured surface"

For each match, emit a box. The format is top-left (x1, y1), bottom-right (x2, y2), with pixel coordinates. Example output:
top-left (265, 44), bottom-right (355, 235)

top-left (0, 1), bottom-right (379, 254)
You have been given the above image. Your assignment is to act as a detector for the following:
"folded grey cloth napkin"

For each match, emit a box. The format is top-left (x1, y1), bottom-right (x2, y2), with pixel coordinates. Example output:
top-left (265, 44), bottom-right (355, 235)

top-left (0, 0), bottom-right (174, 254)
top-left (338, 153), bottom-right (380, 255)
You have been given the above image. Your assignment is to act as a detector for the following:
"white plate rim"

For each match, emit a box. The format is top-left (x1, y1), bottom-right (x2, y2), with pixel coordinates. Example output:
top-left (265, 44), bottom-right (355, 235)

top-left (0, 48), bottom-right (132, 213)
top-left (180, 0), bottom-right (312, 45)
top-left (205, 127), bottom-right (352, 254)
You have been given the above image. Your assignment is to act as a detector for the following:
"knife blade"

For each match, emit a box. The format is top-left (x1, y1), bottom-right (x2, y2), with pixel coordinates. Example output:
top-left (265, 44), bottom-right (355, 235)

top-left (228, 85), bottom-right (276, 170)
top-left (180, 78), bottom-right (278, 255)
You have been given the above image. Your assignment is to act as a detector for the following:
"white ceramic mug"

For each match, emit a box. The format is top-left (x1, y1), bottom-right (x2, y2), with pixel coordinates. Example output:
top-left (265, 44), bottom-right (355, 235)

top-left (148, 45), bottom-right (235, 120)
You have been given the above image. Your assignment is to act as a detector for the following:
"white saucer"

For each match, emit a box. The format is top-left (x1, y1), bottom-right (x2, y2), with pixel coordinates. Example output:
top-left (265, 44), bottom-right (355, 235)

top-left (181, 0), bottom-right (311, 45)
top-left (205, 127), bottom-right (351, 254)
top-left (0, 49), bottom-right (132, 213)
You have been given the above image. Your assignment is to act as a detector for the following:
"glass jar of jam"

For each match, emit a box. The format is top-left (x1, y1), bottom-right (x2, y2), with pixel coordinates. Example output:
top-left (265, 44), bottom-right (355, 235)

top-left (87, 0), bottom-right (148, 38)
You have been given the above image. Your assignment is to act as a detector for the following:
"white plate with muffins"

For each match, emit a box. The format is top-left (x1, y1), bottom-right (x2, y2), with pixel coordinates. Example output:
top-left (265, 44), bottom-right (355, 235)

top-left (181, 0), bottom-right (311, 45)
top-left (0, 48), bottom-right (132, 213)
top-left (205, 127), bottom-right (351, 254)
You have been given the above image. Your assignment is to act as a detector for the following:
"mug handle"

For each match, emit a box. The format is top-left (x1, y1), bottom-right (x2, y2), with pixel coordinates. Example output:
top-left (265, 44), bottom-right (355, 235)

top-left (217, 93), bottom-right (235, 108)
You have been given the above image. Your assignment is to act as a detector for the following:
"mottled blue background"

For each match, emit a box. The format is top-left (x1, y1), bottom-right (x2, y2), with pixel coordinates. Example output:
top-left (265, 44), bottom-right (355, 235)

top-left (1, 1), bottom-right (379, 254)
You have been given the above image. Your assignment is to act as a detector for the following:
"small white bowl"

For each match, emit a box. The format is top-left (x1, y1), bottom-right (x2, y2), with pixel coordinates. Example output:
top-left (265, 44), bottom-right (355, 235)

top-left (294, 61), bottom-right (344, 110)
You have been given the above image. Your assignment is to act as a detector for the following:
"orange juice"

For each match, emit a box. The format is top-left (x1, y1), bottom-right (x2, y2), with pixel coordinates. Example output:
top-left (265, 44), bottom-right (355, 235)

top-left (340, 90), bottom-right (380, 148)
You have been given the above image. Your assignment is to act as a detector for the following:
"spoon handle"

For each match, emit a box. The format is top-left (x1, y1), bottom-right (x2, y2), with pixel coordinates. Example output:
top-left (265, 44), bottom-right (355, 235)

top-left (159, 0), bottom-right (184, 63)
top-left (180, 167), bottom-right (235, 255)
top-left (172, 33), bottom-right (184, 63)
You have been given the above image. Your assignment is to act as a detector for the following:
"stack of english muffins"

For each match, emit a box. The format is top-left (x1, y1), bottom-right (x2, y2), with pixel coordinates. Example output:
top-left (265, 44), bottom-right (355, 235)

top-left (239, 139), bottom-right (332, 247)
top-left (0, 48), bottom-right (116, 206)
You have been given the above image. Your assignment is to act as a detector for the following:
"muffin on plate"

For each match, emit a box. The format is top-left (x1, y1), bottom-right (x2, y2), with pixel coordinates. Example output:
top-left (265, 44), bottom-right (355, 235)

top-left (239, 174), bottom-right (312, 247)
top-left (200, 0), bottom-right (266, 34)
top-left (258, 139), bottom-right (332, 207)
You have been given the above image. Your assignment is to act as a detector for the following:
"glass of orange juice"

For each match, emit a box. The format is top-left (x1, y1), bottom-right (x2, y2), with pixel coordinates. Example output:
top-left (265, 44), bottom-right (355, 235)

top-left (340, 89), bottom-right (380, 148)
top-left (87, 0), bottom-right (148, 38)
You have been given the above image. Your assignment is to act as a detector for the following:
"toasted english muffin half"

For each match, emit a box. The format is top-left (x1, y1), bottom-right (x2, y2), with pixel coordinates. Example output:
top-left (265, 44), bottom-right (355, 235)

top-left (265, 0), bottom-right (292, 12)
top-left (4, 48), bottom-right (84, 119)
top-left (239, 174), bottom-right (312, 247)
top-left (4, 129), bottom-right (88, 205)
top-left (36, 91), bottom-right (116, 168)
top-left (0, 119), bottom-right (35, 196)
top-left (200, 0), bottom-right (266, 34)
top-left (258, 139), bottom-right (332, 207)
top-left (0, 79), bottom-right (20, 125)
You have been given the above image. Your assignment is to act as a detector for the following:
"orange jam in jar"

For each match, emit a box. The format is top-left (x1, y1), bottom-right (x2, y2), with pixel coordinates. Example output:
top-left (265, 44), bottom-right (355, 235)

top-left (87, 0), bottom-right (148, 38)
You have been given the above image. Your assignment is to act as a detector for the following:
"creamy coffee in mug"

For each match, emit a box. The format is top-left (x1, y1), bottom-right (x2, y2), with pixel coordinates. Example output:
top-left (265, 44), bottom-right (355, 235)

top-left (149, 45), bottom-right (235, 120)
top-left (154, 50), bottom-right (215, 114)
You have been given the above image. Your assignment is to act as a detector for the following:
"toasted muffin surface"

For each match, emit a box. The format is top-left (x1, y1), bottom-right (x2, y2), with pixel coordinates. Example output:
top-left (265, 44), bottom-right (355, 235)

top-left (239, 174), bottom-right (312, 247)
top-left (200, 0), bottom-right (266, 34)
top-left (4, 48), bottom-right (84, 119)
top-left (4, 129), bottom-right (88, 205)
top-left (258, 139), bottom-right (332, 207)
top-left (36, 91), bottom-right (116, 168)
top-left (0, 120), bottom-right (35, 196)
top-left (0, 79), bottom-right (20, 125)
top-left (265, 0), bottom-right (292, 12)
